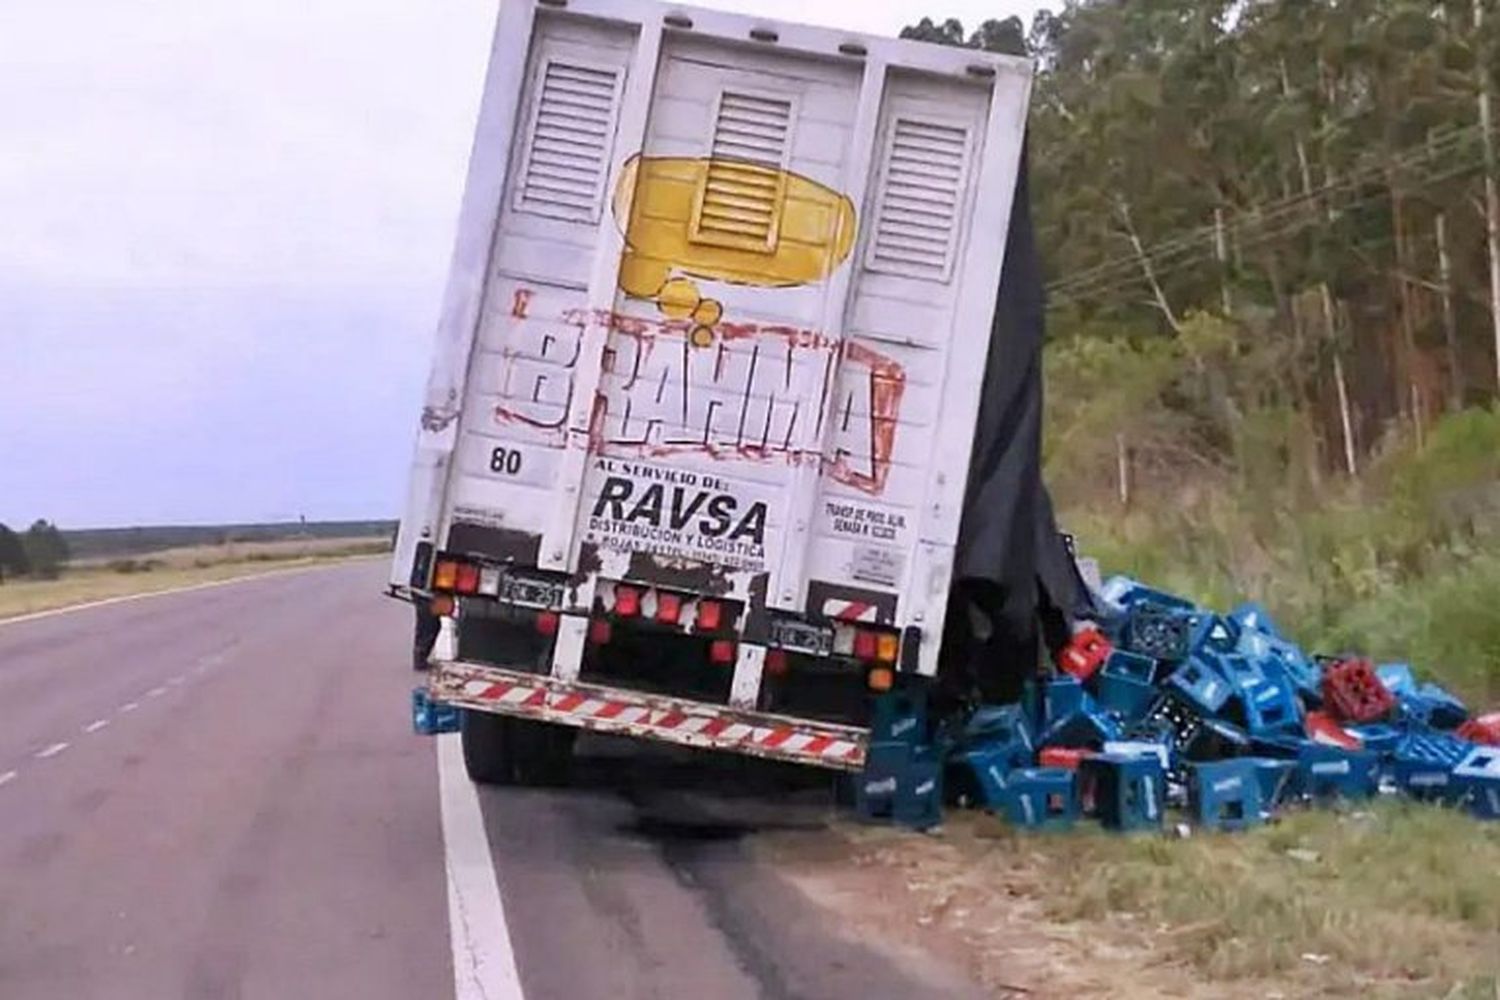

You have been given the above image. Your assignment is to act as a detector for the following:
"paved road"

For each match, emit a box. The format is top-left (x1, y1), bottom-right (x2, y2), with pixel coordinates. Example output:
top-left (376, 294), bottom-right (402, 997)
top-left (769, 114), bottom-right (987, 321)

top-left (0, 561), bottom-right (982, 1000)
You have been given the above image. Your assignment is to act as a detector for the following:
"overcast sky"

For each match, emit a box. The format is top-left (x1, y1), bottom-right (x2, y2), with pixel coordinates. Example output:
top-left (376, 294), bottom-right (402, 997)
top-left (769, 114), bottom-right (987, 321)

top-left (0, 0), bottom-right (1045, 529)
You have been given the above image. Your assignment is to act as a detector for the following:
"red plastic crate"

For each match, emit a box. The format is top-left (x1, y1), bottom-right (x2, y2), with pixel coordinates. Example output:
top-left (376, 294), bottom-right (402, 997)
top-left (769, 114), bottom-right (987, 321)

top-left (1321, 657), bottom-right (1396, 723)
top-left (1458, 712), bottom-right (1500, 747)
top-left (1305, 710), bottom-right (1363, 749)
top-left (1057, 628), bottom-right (1112, 682)
top-left (1038, 746), bottom-right (1095, 770)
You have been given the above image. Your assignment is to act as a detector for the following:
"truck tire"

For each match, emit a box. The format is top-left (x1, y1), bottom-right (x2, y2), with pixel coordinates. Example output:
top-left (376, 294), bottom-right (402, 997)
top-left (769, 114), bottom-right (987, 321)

top-left (460, 710), bottom-right (516, 785)
top-left (509, 719), bottom-right (576, 787)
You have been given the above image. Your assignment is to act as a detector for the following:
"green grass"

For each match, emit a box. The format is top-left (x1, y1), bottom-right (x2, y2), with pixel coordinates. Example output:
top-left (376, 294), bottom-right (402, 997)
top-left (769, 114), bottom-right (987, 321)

top-left (0, 538), bottom-right (390, 620)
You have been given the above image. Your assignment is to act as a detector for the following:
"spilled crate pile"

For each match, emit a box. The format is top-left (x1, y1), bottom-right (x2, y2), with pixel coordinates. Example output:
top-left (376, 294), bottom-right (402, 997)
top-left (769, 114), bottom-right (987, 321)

top-left (858, 577), bottom-right (1500, 832)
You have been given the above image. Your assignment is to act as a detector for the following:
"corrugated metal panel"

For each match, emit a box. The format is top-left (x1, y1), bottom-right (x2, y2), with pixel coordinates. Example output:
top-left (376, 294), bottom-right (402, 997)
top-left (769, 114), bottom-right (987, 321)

top-left (692, 91), bottom-right (792, 250)
top-left (867, 117), bottom-right (970, 281)
top-left (515, 58), bottom-right (623, 222)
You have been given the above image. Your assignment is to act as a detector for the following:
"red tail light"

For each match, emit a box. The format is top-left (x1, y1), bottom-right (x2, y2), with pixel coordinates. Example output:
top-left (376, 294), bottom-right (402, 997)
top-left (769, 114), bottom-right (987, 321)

top-left (454, 563), bottom-right (480, 595)
top-left (535, 611), bottom-right (559, 636)
top-left (656, 592), bottom-right (682, 625)
top-left (853, 629), bottom-right (879, 662)
top-left (696, 600), bottom-right (722, 631)
top-left (765, 649), bottom-right (789, 677)
top-left (588, 618), bottom-right (612, 645)
top-left (614, 585), bottom-right (640, 617)
top-left (709, 639), bottom-right (736, 665)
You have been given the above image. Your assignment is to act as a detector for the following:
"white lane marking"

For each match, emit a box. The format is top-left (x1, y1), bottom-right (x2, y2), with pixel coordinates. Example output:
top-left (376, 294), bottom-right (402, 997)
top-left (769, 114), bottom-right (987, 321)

top-left (84, 719), bottom-right (110, 734)
top-left (120, 702), bottom-right (140, 713)
top-left (0, 770), bottom-right (16, 787)
top-left (437, 732), bottom-right (525, 1000)
top-left (147, 686), bottom-right (168, 699)
top-left (36, 742), bottom-right (70, 760)
top-left (167, 675), bottom-right (185, 686)
top-left (0, 556), bottom-right (382, 628)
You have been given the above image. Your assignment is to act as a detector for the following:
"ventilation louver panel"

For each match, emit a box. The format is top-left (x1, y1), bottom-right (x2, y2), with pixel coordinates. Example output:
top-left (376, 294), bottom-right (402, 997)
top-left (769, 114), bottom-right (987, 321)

top-left (868, 118), bottom-right (970, 281)
top-left (692, 91), bottom-right (793, 251)
top-left (515, 59), bottom-right (623, 223)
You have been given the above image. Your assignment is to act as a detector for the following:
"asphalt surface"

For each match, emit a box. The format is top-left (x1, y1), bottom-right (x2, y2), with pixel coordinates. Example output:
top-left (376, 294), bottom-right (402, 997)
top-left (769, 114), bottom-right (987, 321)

top-left (0, 561), bottom-right (983, 1000)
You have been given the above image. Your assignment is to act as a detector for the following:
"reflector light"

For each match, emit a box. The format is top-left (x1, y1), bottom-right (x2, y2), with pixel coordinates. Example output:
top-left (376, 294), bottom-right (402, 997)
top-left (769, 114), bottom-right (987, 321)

top-left (614, 585), bottom-right (641, 617)
top-left (430, 595), bottom-right (455, 617)
top-left (876, 633), bottom-right (899, 665)
top-left (696, 600), bottom-right (723, 631)
top-left (478, 566), bottom-right (502, 596)
top-left (656, 592), bottom-right (682, 625)
top-left (868, 666), bottom-right (895, 692)
top-left (433, 560), bottom-right (459, 591)
top-left (454, 563), bottom-right (480, 595)
top-left (709, 639), bottom-right (736, 665)
top-left (535, 611), bottom-right (560, 636)
top-left (588, 618), bottom-right (612, 645)
top-left (765, 649), bottom-right (789, 677)
top-left (853, 629), bottom-right (879, 662)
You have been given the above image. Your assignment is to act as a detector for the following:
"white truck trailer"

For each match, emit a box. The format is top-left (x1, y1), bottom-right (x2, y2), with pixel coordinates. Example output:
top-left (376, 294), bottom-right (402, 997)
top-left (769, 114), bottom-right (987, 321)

top-left (392, 0), bottom-right (1033, 783)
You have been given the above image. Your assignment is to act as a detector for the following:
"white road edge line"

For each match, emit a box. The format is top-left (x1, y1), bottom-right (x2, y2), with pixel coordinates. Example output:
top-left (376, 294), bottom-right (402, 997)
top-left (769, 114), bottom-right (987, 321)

top-left (0, 556), bottom-right (383, 629)
top-left (0, 770), bottom-right (16, 787)
top-left (36, 742), bottom-right (70, 760)
top-left (120, 702), bottom-right (140, 713)
top-left (437, 732), bottom-right (525, 1000)
top-left (147, 686), bottom-right (168, 698)
top-left (84, 719), bottom-right (110, 734)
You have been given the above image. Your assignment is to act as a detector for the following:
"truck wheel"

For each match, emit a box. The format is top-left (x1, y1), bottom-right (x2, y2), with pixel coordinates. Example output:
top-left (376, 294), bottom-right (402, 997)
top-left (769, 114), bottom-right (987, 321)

top-left (509, 719), bottom-right (576, 787)
top-left (460, 710), bottom-right (516, 785)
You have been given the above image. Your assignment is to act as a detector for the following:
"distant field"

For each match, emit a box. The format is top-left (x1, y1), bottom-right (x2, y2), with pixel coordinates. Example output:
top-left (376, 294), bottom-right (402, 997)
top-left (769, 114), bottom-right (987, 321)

top-left (0, 536), bottom-right (390, 620)
top-left (61, 520), bottom-right (396, 561)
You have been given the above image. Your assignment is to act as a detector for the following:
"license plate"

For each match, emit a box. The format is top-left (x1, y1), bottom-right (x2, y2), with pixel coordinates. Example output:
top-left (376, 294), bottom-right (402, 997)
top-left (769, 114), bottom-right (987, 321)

top-left (499, 576), bottom-right (561, 608)
top-left (771, 619), bottom-right (834, 656)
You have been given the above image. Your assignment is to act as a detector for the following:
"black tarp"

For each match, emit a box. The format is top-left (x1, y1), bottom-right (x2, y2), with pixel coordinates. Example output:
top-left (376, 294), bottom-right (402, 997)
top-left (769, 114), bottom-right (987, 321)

top-left (940, 141), bottom-right (1094, 703)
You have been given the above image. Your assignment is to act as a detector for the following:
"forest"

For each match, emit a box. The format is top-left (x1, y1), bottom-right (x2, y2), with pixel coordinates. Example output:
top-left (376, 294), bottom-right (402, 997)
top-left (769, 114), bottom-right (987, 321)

top-left (906, 0), bottom-right (1500, 699)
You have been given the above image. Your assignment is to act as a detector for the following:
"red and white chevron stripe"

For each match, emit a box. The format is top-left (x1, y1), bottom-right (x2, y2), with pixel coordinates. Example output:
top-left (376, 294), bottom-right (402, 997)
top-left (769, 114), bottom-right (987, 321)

top-left (821, 599), bottom-right (878, 622)
top-left (433, 665), bottom-right (867, 770)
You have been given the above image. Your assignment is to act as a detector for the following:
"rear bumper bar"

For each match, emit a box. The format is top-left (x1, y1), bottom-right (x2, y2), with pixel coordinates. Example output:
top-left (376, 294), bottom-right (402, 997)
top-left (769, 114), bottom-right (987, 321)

top-left (429, 660), bottom-right (868, 771)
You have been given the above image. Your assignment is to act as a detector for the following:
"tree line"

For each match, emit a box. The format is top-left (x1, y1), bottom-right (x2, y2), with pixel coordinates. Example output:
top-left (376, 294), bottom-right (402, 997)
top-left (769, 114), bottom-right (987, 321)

top-left (905, 0), bottom-right (1500, 482)
top-left (0, 521), bottom-right (71, 583)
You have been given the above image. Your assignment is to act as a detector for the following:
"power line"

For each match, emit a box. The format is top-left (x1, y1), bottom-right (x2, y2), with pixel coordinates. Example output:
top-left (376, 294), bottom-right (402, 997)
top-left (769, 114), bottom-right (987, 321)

top-left (1048, 147), bottom-right (1492, 309)
top-left (1047, 121), bottom-right (1491, 299)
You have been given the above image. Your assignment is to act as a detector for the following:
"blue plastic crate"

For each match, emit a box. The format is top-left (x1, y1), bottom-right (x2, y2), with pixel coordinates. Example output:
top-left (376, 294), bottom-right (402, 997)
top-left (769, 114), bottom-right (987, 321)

top-left (1395, 731), bottom-right (1473, 768)
top-left (1166, 655), bottom-right (1234, 715)
top-left (961, 744), bottom-right (1034, 809)
top-left (894, 748), bottom-right (944, 830)
top-left (1125, 605), bottom-right (1195, 662)
top-left (1376, 663), bottom-right (1417, 698)
top-left (1296, 744), bottom-right (1380, 800)
top-left (1229, 602), bottom-right (1284, 641)
top-left (1080, 753), bottom-right (1165, 832)
top-left (1454, 747), bottom-right (1500, 820)
top-left (1238, 628), bottom-right (1322, 702)
top-left (1250, 758), bottom-right (1299, 810)
top-left (411, 687), bottom-right (461, 735)
top-left (1413, 683), bottom-right (1469, 730)
top-left (871, 688), bottom-right (929, 745)
top-left (1041, 705), bottom-right (1122, 749)
top-left (1042, 676), bottom-right (1087, 730)
top-left (1002, 767), bottom-right (1079, 830)
top-left (1097, 671), bottom-right (1157, 722)
top-left (1235, 666), bottom-right (1304, 736)
top-left (962, 703), bottom-right (1034, 750)
top-left (1135, 694), bottom-right (1204, 759)
top-left (1346, 723), bottom-right (1404, 755)
top-left (1188, 759), bottom-right (1265, 831)
top-left (1391, 731), bottom-right (1473, 801)
top-left (1099, 576), bottom-right (1198, 613)
top-left (1191, 614), bottom-right (1242, 655)
top-left (855, 740), bottom-right (911, 820)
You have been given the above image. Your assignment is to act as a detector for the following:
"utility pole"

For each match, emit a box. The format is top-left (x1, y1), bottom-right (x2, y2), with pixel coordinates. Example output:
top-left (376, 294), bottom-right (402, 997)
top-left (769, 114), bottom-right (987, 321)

top-left (1478, 0), bottom-right (1500, 393)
